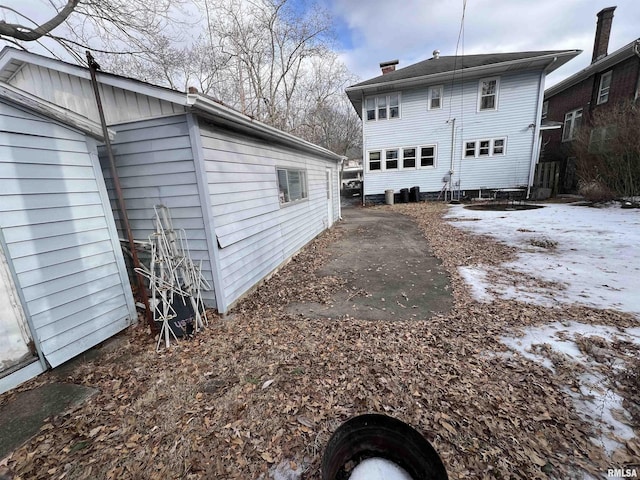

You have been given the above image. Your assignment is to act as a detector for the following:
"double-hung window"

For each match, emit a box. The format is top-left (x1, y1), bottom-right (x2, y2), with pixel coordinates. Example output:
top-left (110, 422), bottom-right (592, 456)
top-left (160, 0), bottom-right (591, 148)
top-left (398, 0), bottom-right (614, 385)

top-left (277, 168), bottom-right (307, 204)
top-left (368, 151), bottom-right (382, 171)
top-left (385, 149), bottom-right (399, 169)
top-left (597, 71), bottom-right (612, 105)
top-left (562, 108), bottom-right (583, 142)
top-left (365, 93), bottom-right (401, 121)
top-left (419, 146), bottom-right (436, 168)
top-left (428, 85), bottom-right (443, 110)
top-left (478, 77), bottom-right (499, 111)
top-left (402, 148), bottom-right (416, 168)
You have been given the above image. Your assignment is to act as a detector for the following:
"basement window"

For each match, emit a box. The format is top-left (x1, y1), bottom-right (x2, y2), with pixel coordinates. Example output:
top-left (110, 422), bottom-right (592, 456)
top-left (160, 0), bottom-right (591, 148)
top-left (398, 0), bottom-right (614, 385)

top-left (277, 168), bottom-right (307, 204)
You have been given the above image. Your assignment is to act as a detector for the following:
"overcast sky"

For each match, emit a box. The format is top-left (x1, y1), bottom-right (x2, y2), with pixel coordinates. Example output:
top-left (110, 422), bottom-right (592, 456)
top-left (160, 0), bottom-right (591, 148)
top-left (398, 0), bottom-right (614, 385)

top-left (328, 0), bottom-right (640, 87)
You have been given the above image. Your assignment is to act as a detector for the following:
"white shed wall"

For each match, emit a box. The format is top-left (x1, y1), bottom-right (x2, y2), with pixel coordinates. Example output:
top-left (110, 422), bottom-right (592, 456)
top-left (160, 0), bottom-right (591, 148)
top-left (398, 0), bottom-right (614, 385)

top-left (198, 120), bottom-right (339, 310)
top-left (0, 99), bottom-right (135, 369)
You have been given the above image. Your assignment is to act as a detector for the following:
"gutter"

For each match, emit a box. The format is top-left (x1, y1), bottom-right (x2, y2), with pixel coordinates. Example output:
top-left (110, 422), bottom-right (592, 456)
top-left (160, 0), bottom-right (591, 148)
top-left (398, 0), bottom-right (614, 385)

top-left (186, 94), bottom-right (342, 163)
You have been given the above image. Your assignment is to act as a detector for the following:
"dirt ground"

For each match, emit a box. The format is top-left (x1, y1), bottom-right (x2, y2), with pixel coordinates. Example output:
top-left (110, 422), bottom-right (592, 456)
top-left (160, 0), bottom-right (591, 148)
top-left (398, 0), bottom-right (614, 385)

top-left (1, 202), bottom-right (638, 480)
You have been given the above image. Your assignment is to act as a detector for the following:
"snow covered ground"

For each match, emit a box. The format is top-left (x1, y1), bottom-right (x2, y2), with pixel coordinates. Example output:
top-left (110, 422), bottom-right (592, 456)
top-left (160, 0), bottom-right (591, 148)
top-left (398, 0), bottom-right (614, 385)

top-left (446, 202), bottom-right (640, 316)
top-left (445, 202), bottom-right (640, 460)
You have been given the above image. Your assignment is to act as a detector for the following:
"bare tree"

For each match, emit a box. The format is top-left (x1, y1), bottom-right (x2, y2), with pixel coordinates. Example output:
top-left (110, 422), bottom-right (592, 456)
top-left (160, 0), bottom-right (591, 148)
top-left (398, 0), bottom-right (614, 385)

top-left (573, 99), bottom-right (640, 199)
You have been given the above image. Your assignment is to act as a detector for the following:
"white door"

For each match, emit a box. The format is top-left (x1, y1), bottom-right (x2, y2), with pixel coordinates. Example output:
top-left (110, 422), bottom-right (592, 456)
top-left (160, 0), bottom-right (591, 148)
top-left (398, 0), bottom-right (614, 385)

top-left (0, 242), bottom-right (34, 373)
top-left (326, 169), bottom-right (334, 227)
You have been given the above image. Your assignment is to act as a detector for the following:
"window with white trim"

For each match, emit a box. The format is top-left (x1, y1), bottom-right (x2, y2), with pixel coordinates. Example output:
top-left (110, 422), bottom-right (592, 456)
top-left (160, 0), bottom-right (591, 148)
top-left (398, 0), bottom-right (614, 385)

top-left (402, 148), bottom-right (416, 168)
top-left (364, 93), bottom-right (401, 121)
top-left (428, 85), bottom-right (443, 110)
top-left (277, 168), bottom-right (307, 204)
top-left (478, 77), bottom-right (499, 111)
top-left (464, 138), bottom-right (507, 157)
top-left (386, 149), bottom-right (399, 169)
top-left (597, 71), bottom-right (612, 105)
top-left (562, 108), bottom-right (583, 142)
top-left (419, 146), bottom-right (436, 168)
top-left (541, 101), bottom-right (549, 120)
top-left (368, 151), bottom-right (382, 171)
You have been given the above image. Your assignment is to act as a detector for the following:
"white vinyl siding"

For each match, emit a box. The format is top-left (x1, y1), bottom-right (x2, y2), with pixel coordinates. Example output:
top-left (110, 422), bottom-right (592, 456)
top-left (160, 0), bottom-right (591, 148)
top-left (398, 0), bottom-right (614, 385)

top-left (363, 70), bottom-right (541, 194)
top-left (99, 115), bottom-right (217, 307)
top-left (0, 99), bottom-right (134, 369)
top-left (198, 122), bottom-right (339, 309)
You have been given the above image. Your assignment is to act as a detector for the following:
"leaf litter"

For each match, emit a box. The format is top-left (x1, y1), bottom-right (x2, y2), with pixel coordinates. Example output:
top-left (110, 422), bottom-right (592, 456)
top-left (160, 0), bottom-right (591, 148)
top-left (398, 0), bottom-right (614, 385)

top-left (0, 202), bottom-right (638, 479)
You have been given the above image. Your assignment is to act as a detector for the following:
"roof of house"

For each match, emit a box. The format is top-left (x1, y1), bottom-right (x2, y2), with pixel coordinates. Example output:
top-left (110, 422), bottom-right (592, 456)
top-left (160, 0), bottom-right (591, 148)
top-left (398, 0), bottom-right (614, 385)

top-left (545, 39), bottom-right (640, 99)
top-left (0, 81), bottom-right (111, 140)
top-left (0, 47), bottom-right (343, 162)
top-left (346, 49), bottom-right (581, 116)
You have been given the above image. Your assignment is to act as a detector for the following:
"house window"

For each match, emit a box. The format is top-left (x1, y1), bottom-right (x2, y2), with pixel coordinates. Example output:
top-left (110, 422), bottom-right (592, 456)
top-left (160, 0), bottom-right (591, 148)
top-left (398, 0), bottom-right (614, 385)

top-left (541, 101), bottom-right (549, 120)
top-left (589, 126), bottom-right (616, 153)
top-left (562, 108), bottom-right (583, 142)
top-left (492, 138), bottom-right (505, 155)
top-left (389, 94), bottom-right (400, 118)
top-left (277, 168), bottom-right (307, 204)
top-left (478, 77), bottom-right (499, 111)
top-left (368, 151), bottom-right (382, 171)
top-left (428, 85), bottom-right (443, 110)
top-left (597, 71), bottom-right (612, 105)
top-left (364, 93), bottom-right (401, 121)
top-left (402, 148), bottom-right (416, 168)
top-left (478, 140), bottom-right (490, 156)
top-left (386, 149), bottom-right (399, 169)
top-left (365, 98), bottom-right (376, 121)
top-left (419, 146), bottom-right (436, 167)
top-left (465, 141), bottom-right (476, 158)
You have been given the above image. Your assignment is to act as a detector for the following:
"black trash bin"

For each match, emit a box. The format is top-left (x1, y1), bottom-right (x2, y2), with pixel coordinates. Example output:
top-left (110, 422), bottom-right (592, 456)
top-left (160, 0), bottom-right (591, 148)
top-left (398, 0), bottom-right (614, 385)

top-left (400, 188), bottom-right (410, 203)
top-left (410, 186), bottom-right (420, 202)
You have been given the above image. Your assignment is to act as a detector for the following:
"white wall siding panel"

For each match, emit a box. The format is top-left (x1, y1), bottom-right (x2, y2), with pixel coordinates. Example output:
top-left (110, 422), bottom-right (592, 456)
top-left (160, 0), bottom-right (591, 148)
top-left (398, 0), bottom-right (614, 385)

top-left (363, 71), bottom-right (542, 195)
top-left (99, 115), bottom-right (216, 305)
top-left (8, 63), bottom-right (185, 124)
top-left (0, 99), bottom-right (134, 368)
top-left (198, 121), bottom-right (338, 309)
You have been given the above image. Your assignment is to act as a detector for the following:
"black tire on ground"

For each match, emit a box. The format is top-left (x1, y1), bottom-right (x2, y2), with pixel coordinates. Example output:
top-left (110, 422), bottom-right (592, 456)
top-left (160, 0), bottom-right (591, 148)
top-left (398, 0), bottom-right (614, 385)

top-left (321, 414), bottom-right (448, 480)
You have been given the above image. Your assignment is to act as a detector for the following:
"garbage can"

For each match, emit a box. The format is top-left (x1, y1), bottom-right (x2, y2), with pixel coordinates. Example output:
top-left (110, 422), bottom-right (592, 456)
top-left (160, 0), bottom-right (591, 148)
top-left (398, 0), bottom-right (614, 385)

top-left (385, 189), bottom-right (394, 205)
top-left (400, 188), bottom-right (410, 203)
top-left (410, 186), bottom-right (420, 202)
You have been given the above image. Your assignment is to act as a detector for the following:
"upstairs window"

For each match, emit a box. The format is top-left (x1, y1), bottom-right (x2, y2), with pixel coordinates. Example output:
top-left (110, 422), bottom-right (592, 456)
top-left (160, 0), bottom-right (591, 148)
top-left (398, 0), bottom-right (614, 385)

top-left (562, 108), bottom-right (583, 142)
top-left (419, 146), bottom-right (436, 168)
top-left (277, 168), bottom-right (307, 204)
top-left (368, 151), bottom-right (381, 171)
top-left (402, 148), bottom-right (416, 168)
top-left (597, 71), bottom-right (612, 105)
top-left (385, 149), bottom-right (399, 169)
top-left (428, 85), bottom-right (443, 110)
top-left (365, 93), bottom-right (401, 121)
top-left (478, 77), bottom-right (499, 111)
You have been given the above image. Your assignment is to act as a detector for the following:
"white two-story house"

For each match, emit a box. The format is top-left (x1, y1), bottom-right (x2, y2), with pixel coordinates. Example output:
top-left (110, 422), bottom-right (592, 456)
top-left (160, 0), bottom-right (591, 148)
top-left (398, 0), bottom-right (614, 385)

top-left (346, 50), bottom-right (580, 203)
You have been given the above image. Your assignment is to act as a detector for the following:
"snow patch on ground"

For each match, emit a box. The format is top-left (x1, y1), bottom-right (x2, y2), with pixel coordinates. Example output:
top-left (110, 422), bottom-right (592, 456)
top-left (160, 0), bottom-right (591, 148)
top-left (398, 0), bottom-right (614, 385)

top-left (501, 321), bottom-right (640, 456)
top-left (446, 203), bottom-right (640, 317)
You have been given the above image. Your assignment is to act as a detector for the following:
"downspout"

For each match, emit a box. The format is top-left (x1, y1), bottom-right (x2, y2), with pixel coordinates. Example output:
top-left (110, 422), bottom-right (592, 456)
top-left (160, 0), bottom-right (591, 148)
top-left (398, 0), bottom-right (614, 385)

top-left (86, 51), bottom-right (155, 333)
top-left (527, 57), bottom-right (556, 199)
top-left (447, 118), bottom-right (456, 202)
top-left (339, 156), bottom-right (346, 220)
top-left (361, 92), bottom-right (366, 206)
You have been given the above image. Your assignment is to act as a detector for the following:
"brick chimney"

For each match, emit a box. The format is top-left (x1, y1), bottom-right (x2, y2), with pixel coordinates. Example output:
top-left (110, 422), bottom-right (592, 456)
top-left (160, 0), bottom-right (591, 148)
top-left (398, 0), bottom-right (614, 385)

top-left (592, 6), bottom-right (616, 63)
top-left (380, 60), bottom-right (399, 75)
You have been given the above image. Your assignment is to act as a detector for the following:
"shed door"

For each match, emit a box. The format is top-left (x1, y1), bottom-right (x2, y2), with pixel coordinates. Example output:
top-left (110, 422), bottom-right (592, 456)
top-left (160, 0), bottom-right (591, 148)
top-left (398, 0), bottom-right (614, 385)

top-left (326, 169), bottom-right (334, 227)
top-left (0, 243), bottom-right (34, 374)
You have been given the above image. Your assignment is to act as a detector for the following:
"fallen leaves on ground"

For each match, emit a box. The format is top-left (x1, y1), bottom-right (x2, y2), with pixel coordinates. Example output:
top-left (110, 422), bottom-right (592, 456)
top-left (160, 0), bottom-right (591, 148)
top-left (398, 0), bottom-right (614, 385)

top-left (1, 202), bottom-right (638, 479)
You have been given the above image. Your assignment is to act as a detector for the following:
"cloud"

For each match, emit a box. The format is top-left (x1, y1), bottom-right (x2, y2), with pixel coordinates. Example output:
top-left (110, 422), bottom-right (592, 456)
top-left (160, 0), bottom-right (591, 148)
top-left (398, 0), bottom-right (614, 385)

top-left (330, 0), bottom-right (640, 85)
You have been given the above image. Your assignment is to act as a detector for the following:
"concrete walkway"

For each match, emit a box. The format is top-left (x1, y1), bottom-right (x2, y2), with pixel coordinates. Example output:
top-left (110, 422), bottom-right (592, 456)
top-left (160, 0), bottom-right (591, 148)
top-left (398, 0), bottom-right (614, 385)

top-left (287, 204), bottom-right (452, 320)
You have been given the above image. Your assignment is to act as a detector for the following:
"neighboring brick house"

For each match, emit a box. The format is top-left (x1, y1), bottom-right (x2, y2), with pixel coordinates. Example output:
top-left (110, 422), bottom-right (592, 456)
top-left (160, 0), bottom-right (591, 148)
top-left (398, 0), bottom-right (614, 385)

top-left (537, 6), bottom-right (640, 194)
